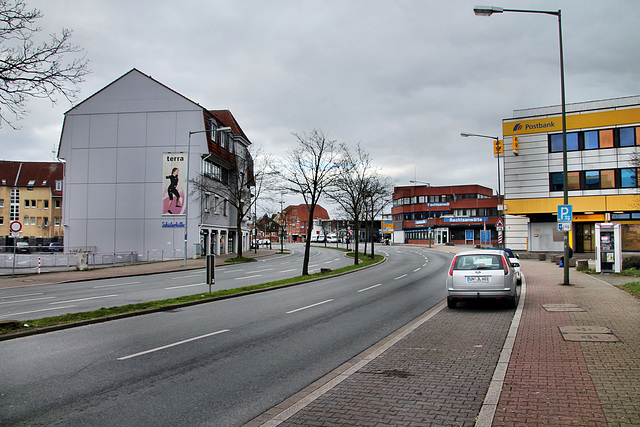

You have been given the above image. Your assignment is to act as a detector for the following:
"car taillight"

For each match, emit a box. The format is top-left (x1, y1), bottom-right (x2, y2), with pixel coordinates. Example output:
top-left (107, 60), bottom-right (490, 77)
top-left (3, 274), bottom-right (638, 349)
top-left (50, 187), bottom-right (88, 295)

top-left (449, 256), bottom-right (457, 276)
top-left (502, 255), bottom-right (509, 275)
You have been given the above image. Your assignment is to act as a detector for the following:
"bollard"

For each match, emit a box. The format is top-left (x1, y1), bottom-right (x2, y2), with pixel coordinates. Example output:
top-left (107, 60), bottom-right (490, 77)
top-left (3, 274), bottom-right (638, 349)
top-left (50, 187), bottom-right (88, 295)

top-left (38, 257), bottom-right (41, 274)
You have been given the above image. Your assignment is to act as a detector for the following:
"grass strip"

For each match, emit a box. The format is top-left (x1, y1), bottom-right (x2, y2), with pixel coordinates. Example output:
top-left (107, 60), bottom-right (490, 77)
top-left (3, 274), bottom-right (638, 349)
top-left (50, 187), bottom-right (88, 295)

top-left (1, 253), bottom-right (383, 336)
top-left (620, 281), bottom-right (640, 298)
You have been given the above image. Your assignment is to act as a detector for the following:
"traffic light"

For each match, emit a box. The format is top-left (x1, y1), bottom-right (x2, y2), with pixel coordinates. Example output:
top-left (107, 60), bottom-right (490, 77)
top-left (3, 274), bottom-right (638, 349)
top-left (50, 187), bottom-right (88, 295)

top-left (494, 139), bottom-right (503, 156)
top-left (513, 136), bottom-right (519, 155)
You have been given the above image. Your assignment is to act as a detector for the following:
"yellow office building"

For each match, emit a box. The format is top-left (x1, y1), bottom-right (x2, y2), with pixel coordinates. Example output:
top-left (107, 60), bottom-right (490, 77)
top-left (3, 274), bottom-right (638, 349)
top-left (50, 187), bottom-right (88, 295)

top-left (502, 96), bottom-right (640, 253)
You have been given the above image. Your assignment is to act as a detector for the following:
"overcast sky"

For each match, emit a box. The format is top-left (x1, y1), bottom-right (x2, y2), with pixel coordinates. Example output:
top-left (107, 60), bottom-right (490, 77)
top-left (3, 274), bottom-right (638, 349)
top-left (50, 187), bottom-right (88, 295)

top-left (2, 0), bottom-right (639, 213)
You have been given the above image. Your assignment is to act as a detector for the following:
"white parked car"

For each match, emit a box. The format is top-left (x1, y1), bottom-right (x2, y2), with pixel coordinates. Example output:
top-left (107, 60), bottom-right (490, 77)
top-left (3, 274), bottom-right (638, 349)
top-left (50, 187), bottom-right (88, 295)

top-left (446, 249), bottom-right (519, 309)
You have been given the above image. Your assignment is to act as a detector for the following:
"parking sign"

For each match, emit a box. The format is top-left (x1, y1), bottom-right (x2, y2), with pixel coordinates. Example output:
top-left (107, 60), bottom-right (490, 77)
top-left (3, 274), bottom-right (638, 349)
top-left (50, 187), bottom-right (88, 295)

top-left (557, 205), bottom-right (572, 222)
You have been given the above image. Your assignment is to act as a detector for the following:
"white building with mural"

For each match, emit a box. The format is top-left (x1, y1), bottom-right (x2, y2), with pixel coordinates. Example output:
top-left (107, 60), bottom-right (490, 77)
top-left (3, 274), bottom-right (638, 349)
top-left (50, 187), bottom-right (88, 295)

top-left (58, 69), bottom-right (253, 259)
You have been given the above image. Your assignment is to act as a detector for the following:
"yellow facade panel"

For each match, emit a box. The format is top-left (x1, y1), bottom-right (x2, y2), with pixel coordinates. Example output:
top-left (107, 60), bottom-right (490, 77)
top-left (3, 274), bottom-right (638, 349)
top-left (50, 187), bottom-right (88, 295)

top-left (503, 107), bottom-right (640, 136)
top-left (505, 195), bottom-right (638, 215)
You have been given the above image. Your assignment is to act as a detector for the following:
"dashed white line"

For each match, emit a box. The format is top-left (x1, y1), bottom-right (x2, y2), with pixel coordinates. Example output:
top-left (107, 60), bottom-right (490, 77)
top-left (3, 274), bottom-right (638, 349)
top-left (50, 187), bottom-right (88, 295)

top-left (117, 329), bottom-right (230, 361)
top-left (50, 295), bottom-right (118, 305)
top-left (165, 283), bottom-right (206, 290)
top-left (358, 284), bottom-right (383, 293)
top-left (0, 305), bottom-right (77, 319)
top-left (93, 281), bottom-right (141, 289)
top-left (286, 299), bottom-right (334, 314)
top-left (394, 274), bottom-right (407, 280)
top-left (0, 292), bottom-right (43, 299)
top-left (0, 296), bottom-right (55, 305)
top-left (413, 268), bottom-right (421, 272)
top-left (235, 275), bottom-right (262, 280)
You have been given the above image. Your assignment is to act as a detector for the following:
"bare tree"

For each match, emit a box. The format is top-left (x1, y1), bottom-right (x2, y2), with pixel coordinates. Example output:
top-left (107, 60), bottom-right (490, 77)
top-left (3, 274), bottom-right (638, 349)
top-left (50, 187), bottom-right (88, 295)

top-left (326, 143), bottom-right (373, 265)
top-left (281, 129), bottom-right (340, 275)
top-left (364, 173), bottom-right (393, 259)
top-left (0, 0), bottom-right (90, 127)
top-left (191, 144), bottom-right (275, 259)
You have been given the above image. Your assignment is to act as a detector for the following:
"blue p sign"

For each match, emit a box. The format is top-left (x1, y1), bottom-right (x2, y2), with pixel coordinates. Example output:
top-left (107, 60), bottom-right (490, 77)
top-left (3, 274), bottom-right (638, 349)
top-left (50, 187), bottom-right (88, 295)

top-left (558, 204), bottom-right (572, 222)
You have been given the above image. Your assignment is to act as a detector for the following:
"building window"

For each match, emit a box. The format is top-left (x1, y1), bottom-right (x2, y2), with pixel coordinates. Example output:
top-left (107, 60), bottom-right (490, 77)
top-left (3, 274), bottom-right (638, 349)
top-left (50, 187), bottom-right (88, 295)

top-left (618, 127), bottom-right (638, 147)
top-left (55, 199), bottom-right (61, 209)
top-left (44, 200), bottom-right (49, 209)
top-left (601, 170), bottom-right (615, 188)
top-left (550, 171), bottom-right (581, 191)
top-left (620, 168), bottom-right (637, 188)
top-left (10, 189), bottom-right (19, 221)
top-left (599, 129), bottom-right (614, 148)
top-left (55, 217), bottom-right (60, 226)
top-left (0, 217), bottom-right (3, 225)
top-left (584, 131), bottom-right (599, 149)
top-left (585, 170), bottom-right (600, 189)
top-left (0, 199), bottom-right (3, 208)
top-left (55, 180), bottom-right (63, 192)
top-left (549, 132), bottom-right (579, 152)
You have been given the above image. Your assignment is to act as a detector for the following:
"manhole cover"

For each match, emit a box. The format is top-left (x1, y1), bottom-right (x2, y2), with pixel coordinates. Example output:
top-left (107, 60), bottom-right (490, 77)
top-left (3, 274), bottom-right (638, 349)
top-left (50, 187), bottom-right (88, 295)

top-left (562, 333), bottom-right (619, 342)
top-left (559, 326), bottom-right (612, 334)
top-left (542, 303), bottom-right (585, 312)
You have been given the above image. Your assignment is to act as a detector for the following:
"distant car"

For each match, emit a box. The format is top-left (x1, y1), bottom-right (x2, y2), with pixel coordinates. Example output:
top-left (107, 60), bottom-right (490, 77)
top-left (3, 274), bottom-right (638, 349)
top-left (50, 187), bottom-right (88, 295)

top-left (16, 241), bottom-right (31, 254)
top-left (327, 235), bottom-right (338, 243)
top-left (487, 248), bottom-right (521, 285)
top-left (446, 249), bottom-right (518, 309)
top-left (260, 239), bottom-right (271, 246)
top-left (310, 235), bottom-right (326, 243)
top-left (47, 242), bottom-right (63, 252)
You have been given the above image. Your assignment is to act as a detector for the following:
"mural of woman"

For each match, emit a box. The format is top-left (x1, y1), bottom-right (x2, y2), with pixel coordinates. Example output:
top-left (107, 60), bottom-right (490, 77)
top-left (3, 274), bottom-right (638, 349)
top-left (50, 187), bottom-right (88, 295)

top-left (166, 167), bottom-right (182, 214)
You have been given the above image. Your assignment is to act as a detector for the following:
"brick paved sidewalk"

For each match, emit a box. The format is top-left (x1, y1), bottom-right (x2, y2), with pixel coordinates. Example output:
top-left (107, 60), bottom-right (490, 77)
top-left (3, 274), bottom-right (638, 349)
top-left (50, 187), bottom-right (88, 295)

top-left (494, 260), bottom-right (640, 426)
top-left (249, 258), bottom-right (640, 426)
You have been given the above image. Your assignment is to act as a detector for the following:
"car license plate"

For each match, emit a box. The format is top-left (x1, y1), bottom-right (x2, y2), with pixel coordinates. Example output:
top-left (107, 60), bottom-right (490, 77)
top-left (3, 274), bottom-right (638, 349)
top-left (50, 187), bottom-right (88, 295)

top-left (466, 276), bottom-right (490, 283)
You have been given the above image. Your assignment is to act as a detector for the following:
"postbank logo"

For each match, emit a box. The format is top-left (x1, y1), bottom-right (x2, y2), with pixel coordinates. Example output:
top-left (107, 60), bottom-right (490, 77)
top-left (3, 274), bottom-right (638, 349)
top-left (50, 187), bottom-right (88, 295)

top-left (512, 123), bottom-right (523, 131)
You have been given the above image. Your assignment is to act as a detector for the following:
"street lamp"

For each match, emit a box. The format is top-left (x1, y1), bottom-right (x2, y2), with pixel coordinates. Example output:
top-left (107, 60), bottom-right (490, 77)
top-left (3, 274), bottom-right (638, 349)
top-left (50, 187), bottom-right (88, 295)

top-left (461, 132), bottom-right (503, 247)
top-left (185, 126), bottom-right (232, 266)
top-left (410, 180), bottom-right (431, 248)
top-left (473, 5), bottom-right (570, 285)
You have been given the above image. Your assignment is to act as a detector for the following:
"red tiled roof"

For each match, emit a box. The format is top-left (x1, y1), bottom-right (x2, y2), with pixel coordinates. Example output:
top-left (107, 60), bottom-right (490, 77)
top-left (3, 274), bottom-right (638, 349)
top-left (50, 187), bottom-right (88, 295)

top-left (0, 161), bottom-right (64, 196)
top-left (209, 110), bottom-right (250, 142)
top-left (284, 204), bottom-right (330, 222)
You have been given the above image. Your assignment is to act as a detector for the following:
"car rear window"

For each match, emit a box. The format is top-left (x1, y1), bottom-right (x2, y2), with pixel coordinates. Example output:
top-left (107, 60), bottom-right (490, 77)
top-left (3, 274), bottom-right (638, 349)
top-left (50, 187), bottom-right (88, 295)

top-left (454, 254), bottom-right (504, 270)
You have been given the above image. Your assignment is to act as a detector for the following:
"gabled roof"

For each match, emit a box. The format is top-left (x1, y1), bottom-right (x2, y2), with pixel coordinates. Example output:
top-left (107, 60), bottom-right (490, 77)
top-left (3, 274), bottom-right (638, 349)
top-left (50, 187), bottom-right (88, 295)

top-left (209, 110), bottom-right (250, 142)
top-left (0, 161), bottom-right (63, 196)
top-left (284, 204), bottom-right (330, 222)
top-left (65, 68), bottom-right (204, 115)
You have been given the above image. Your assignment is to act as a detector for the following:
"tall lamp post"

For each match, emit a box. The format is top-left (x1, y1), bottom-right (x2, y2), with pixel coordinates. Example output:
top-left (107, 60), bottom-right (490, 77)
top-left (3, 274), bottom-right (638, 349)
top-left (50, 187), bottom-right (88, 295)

top-left (461, 132), bottom-right (504, 247)
top-left (185, 126), bottom-right (232, 266)
top-left (473, 5), bottom-right (570, 284)
top-left (410, 180), bottom-right (431, 248)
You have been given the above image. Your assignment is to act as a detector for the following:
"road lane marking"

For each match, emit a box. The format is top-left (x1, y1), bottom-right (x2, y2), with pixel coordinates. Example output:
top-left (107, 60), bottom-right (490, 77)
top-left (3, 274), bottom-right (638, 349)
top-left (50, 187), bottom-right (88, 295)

top-left (117, 329), bottom-right (230, 361)
top-left (394, 274), bottom-right (407, 280)
top-left (50, 295), bottom-right (118, 305)
top-left (235, 275), bottom-right (262, 280)
top-left (413, 268), bottom-right (421, 272)
top-left (358, 284), bottom-right (383, 293)
top-left (0, 296), bottom-right (55, 305)
top-left (93, 281), bottom-right (141, 289)
top-left (286, 299), bottom-right (333, 314)
top-left (173, 273), bottom-right (201, 279)
top-left (0, 292), bottom-right (44, 299)
top-left (280, 269), bottom-right (297, 273)
top-left (0, 305), bottom-right (77, 319)
top-left (165, 283), bottom-right (206, 290)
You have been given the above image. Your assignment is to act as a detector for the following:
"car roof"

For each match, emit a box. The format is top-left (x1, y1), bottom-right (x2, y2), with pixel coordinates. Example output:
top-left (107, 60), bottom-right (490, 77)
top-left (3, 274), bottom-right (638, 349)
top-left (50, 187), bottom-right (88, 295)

top-left (457, 250), bottom-right (506, 256)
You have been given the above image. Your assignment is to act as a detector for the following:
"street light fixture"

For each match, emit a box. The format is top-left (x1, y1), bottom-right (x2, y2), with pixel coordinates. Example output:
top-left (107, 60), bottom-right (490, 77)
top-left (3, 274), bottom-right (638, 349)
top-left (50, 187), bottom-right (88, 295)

top-left (473, 5), bottom-right (570, 285)
top-left (461, 132), bottom-right (504, 247)
top-left (185, 126), bottom-right (232, 266)
top-left (410, 180), bottom-right (432, 248)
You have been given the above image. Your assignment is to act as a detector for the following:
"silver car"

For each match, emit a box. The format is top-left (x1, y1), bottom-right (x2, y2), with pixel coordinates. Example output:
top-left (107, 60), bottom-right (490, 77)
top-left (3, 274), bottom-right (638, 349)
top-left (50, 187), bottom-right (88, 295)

top-left (446, 249), bottom-right (518, 309)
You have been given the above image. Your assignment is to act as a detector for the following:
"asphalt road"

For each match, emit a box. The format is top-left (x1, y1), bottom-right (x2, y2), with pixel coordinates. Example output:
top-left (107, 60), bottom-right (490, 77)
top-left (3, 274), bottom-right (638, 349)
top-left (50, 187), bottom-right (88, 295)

top-left (0, 245), bottom-right (352, 321)
top-left (0, 246), bottom-right (452, 426)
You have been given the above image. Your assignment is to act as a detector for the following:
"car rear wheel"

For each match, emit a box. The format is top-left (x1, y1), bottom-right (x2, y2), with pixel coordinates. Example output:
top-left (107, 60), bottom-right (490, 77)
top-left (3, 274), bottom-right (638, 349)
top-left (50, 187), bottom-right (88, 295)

top-left (447, 296), bottom-right (457, 309)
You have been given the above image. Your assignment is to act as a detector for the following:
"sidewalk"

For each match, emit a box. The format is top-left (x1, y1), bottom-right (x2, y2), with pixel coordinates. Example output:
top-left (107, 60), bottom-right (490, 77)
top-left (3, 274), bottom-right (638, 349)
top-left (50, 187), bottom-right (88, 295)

top-left (0, 249), bottom-right (279, 290)
top-left (248, 255), bottom-right (640, 426)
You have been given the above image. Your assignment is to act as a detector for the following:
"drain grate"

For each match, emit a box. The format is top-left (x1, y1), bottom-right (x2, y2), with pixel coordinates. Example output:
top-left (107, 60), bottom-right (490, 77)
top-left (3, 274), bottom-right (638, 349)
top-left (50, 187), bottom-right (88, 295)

top-left (542, 303), bottom-right (586, 312)
top-left (559, 325), bottom-right (619, 342)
